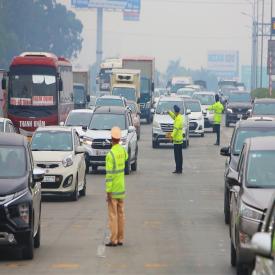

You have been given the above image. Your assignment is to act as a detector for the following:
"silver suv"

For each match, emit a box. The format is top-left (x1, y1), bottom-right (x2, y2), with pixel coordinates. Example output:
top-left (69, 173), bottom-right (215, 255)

top-left (152, 96), bottom-right (190, 148)
top-left (81, 106), bottom-right (138, 174)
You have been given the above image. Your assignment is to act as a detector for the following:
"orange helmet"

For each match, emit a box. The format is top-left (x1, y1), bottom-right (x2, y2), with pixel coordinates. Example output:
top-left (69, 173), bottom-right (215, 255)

top-left (111, 127), bottom-right (121, 139)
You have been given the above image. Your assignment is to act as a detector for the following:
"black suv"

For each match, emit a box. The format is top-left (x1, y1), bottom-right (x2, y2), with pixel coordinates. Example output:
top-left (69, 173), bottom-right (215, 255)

top-left (220, 119), bottom-right (275, 224)
top-left (225, 91), bottom-right (252, 127)
top-left (0, 133), bottom-right (44, 259)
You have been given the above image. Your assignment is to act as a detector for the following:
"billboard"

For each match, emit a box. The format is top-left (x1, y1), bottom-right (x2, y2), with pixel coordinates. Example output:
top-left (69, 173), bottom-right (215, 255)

top-left (207, 50), bottom-right (239, 78)
top-left (72, 0), bottom-right (127, 9)
top-left (268, 40), bottom-right (275, 75)
top-left (123, 0), bottom-right (140, 21)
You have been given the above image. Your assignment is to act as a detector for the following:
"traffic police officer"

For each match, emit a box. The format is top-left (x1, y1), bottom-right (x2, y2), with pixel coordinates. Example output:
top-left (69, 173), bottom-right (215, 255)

top-left (168, 105), bottom-right (184, 174)
top-left (208, 94), bottom-right (224, 145)
top-left (105, 127), bottom-right (128, 247)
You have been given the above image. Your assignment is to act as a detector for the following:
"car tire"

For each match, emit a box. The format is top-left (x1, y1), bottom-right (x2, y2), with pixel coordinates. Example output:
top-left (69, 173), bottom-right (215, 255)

top-left (131, 147), bottom-right (138, 171)
top-left (92, 165), bottom-right (98, 172)
top-left (226, 120), bottom-right (230, 127)
top-left (224, 188), bottom-right (230, 225)
top-left (71, 176), bottom-right (79, 201)
top-left (231, 241), bottom-right (236, 267)
top-left (79, 174), bottom-right (86, 197)
top-left (183, 140), bottom-right (187, 149)
top-left (146, 116), bottom-right (151, 124)
top-left (236, 262), bottom-right (250, 275)
top-left (22, 230), bottom-right (34, 260)
top-left (125, 153), bottom-right (131, 175)
top-left (201, 133), bottom-right (204, 137)
top-left (152, 140), bottom-right (159, 148)
top-left (34, 223), bottom-right (41, 249)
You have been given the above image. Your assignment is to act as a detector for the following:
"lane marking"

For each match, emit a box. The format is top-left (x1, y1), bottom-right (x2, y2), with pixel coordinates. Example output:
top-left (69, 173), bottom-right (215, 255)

top-left (51, 263), bottom-right (80, 270)
top-left (4, 263), bottom-right (29, 268)
top-left (144, 263), bottom-right (168, 269)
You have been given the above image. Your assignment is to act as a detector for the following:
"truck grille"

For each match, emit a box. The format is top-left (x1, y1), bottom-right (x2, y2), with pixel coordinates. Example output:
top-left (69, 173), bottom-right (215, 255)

top-left (92, 139), bottom-right (112, 150)
top-left (189, 122), bottom-right (198, 131)
top-left (160, 123), bottom-right (173, 133)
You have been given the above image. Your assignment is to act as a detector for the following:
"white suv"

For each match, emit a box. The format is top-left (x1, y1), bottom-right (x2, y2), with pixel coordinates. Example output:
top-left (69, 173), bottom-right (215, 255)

top-left (152, 96), bottom-right (190, 148)
top-left (81, 106), bottom-right (138, 174)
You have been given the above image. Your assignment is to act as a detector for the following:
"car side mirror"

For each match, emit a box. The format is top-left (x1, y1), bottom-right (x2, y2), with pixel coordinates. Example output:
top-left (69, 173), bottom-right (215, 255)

top-left (75, 145), bottom-right (86, 155)
top-left (186, 109), bottom-right (191, 115)
top-left (86, 95), bottom-right (90, 102)
top-left (59, 121), bottom-right (65, 126)
top-left (220, 146), bottom-right (230, 157)
top-left (82, 126), bottom-right (88, 131)
top-left (128, 126), bottom-right (136, 133)
top-left (2, 78), bottom-right (7, 90)
top-left (243, 232), bottom-right (273, 259)
top-left (33, 168), bottom-right (45, 183)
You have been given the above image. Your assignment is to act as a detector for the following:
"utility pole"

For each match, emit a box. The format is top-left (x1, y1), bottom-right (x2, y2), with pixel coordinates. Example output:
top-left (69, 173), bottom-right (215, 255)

top-left (251, 0), bottom-right (257, 90)
top-left (260, 0), bottom-right (265, 88)
top-left (96, 8), bottom-right (103, 78)
top-left (269, 0), bottom-right (273, 96)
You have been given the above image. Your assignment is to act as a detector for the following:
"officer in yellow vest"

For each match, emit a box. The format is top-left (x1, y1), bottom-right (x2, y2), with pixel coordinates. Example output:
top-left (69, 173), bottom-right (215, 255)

top-left (208, 94), bottom-right (224, 145)
top-left (168, 105), bottom-right (184, 174)
top-left (105, 127), bottom-right (128, 247)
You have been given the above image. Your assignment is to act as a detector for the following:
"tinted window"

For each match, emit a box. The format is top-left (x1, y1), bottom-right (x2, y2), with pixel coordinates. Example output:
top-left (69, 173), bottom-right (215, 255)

top-left (0, 122), bottom-right (4, 132)
top-left (228, 93), bottom-right (251, 103)
top-left (185, 101), bottom-right (201, 112)
top-left (0, 146), bottom-right (26, 178)
top-left (89, 114), bottom-right (126, 130)
top-left (65, 112), bottom-right (93, 127)
top-left (156, 101), bottom-right (184, 114)
top-left (96, 98), bottom-right (124, 107)
top-left (233, 129), bottom-right (275, 154)
top-left (32, 131), bottom-right (73, 151)
top-left (253, 103), bottom-right (275, 115)
top-left (247, 150), bottom-right (275, 188)
top-left (192, 94), bottom-right (215, 105)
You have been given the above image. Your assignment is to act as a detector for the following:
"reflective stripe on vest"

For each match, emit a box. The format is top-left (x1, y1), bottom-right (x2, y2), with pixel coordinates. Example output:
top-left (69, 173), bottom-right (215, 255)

top-left (106, 169), bottom-right (125, 174)
top-left (112, 191), bottom-right (125, 196)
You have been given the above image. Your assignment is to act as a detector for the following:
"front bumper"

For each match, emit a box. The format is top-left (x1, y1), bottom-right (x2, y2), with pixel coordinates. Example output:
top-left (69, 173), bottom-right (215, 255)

top-left (226, 113), bottom-right (243, 123)
top-left (36, 164), bottom-right (77, 195)
top-left (152, 127), bottom-right (186, 144)
top-left (189, 120), bottom-right (204, 134)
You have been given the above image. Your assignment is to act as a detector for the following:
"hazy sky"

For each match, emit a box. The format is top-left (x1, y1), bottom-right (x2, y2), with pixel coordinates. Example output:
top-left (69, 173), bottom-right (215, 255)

top-left (59, 0), bottom-right (272, 72)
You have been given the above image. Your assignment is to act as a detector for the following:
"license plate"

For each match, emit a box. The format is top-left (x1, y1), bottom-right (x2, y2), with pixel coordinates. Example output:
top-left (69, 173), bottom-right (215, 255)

top-left (43, 176), bottom-right (55, 182)
top-left (237, 114), bottom-right (242, 119)
top-left (96, 150), bottom-right (108, 156)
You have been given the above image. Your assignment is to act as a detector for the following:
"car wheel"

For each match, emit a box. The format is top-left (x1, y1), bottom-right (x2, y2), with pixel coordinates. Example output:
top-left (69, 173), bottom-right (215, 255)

top-left (71, 176), bottom-right (79, 201)
top-left (230, 241), bottom-right (236, 267)
top-left (152, 140), bottom-right (159, 149)
top-left (34, 223), bottom-right (41, 249)
top-left (224, 188), bottom-right (230, 225)
top-left (137, 129), bottom-right (141, 140)
top-left (182, 140), bottom-right (187, 149)
top-left (131, 147), bottom-right (138, 171)
top-left (22, 229), bottom-right (34, 260)
top-left (125, 153), bottom-right (131, 175)
top-left (92, 165), bottom-right (98, 172)
top-left (236, 262), bottom-right (250, 275)
top-left (226, 120), bottom-right (230, 127)
top-left (79, 174), bottom-right (86, 197)
top-left (201, 133), bottom-right (204, 137)
top-left (146, 116), bottom-right (151, 124)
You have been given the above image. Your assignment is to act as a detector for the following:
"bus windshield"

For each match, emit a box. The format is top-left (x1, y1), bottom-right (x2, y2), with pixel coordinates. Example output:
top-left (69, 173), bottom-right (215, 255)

top-left (9, 69), bottom-right (57, 107)
top-left (112, 87), bottom-right (136, 102)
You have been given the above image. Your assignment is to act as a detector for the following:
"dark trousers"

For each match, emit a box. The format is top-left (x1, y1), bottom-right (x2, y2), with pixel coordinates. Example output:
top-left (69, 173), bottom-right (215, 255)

top-left (174, 143), bottom-right (183, 172)
top-left (213, 124), bottom-right (221, 145)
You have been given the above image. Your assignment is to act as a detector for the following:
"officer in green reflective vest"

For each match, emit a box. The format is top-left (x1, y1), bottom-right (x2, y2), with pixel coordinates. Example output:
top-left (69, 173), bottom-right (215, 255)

top-left (208, 94), bottom-right (224, 146)
top-left (168, 105), bottom-right (184, 174)
top-left (105, 127), bottom-right (128, 247)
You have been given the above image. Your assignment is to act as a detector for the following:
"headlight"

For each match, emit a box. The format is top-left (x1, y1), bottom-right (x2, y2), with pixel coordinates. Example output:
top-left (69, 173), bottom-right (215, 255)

top-left (153, 120), bottom-right (161, 129)
top-left (18, 203), bottom-right (30, 224)
top-left (82, 137), bottom-right (93, 146)
top-left (119, 137), bottom-right (127, 146)
top-left (62, 155), bottom-right (74, 167)
top-left (227, 108), bottom-right (233, 113)
top-left (239, 202), bottom-right (263, 221)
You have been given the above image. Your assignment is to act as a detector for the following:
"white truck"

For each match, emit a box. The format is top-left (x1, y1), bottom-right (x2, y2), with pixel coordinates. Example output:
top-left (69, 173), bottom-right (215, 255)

top-left (111, 69), bottom-right (141, 103)
top-left (73, 69), bottom-right (90, 109)
top-left (122, 57), bottom-right (155, 123)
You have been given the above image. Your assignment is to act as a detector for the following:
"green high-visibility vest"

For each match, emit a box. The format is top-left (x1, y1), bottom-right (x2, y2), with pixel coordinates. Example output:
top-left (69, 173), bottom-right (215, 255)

top-left (105, 144), bottom-right (128, 199)
top-left (208, 101), bottom-right (224, 124)
top-left (168, 111), bottom-right (184, 144)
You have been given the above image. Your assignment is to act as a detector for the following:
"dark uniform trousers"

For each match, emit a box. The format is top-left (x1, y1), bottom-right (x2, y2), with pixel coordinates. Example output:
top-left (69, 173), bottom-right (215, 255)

top-left (213, 124), bottom-right (221, 145)
top-left (174, 143), bottom-right (183, 172)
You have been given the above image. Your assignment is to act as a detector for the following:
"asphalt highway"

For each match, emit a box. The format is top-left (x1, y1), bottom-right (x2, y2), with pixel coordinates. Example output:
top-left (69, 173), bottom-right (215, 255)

top-left (0, 123), bottom-right (236, 275)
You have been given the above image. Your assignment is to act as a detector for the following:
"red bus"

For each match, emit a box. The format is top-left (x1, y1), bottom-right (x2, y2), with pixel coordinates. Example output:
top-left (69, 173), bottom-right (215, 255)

top-left (2, 52), bottom-right (73, 136)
